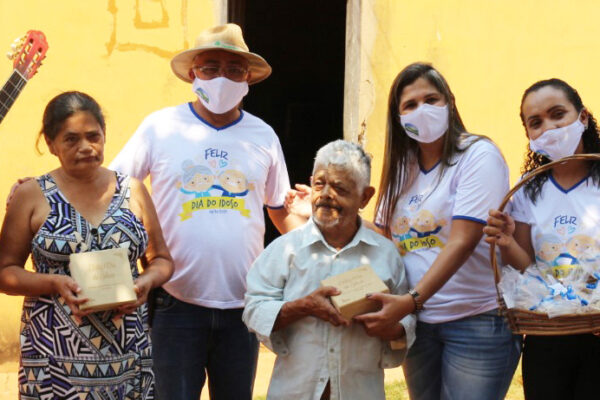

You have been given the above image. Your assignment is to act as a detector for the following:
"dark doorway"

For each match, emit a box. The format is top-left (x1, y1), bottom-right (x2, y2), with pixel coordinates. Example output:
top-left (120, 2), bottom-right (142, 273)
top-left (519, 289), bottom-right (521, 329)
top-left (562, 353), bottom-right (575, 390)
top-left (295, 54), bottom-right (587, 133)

top-left (229, 0), bottom-right (347, 244)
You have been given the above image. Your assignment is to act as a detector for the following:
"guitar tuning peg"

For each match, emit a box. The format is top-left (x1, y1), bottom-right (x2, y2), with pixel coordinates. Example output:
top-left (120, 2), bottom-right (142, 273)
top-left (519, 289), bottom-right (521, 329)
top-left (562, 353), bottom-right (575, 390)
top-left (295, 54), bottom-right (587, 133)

top-left (10, 43), bottom-right (17, 51)
top-left (6, 51), bottom-right (14, 59)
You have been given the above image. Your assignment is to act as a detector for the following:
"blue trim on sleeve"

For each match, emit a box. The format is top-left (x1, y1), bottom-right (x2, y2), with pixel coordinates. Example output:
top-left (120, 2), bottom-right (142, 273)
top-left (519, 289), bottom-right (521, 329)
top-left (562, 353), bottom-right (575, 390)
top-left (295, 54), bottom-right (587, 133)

top-left (187, 102), bottom-right (244, 131)
top-left (374, 222), bottom-right (384, 228)
top-left (265, 204), bottom-right (285, 210)
top-left (548, 173), bottom-right (590, 194)
top-left (452, 215), bottom-right (486, 225)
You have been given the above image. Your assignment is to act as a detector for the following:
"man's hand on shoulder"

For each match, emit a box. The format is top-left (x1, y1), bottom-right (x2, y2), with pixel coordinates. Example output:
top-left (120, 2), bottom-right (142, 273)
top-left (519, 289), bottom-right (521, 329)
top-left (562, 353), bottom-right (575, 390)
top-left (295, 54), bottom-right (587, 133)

top-left (6, 177), bottom-right (33, 209)
top-left (285, 183), bottom-right (312, 219)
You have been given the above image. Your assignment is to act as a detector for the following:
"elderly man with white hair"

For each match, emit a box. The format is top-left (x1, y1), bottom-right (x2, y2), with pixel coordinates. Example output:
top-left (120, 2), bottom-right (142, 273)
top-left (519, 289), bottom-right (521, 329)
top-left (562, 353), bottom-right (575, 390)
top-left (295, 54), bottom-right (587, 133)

top-left (243, 140), bottom-right (416, 400)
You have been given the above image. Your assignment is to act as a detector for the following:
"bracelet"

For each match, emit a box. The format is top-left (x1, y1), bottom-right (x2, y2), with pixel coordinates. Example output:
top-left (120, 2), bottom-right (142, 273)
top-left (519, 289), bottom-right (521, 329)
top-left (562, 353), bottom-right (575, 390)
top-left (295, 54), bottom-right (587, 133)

top-left (408, 288), bottom-right (424, 312)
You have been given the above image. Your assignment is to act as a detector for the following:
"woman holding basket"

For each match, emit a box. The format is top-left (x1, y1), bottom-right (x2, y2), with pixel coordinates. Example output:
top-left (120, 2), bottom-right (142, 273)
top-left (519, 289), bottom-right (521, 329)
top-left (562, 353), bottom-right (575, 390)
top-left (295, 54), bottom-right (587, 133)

top-left (287, 62), bottom-right (521, 400)
top-left (484, 78), bottom-right (600, 399)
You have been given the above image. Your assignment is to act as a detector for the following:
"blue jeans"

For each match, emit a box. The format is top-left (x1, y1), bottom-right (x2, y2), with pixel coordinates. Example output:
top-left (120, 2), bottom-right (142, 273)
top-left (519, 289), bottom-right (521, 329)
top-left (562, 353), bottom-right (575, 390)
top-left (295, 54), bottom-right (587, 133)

top-left (151, 289), bottom-right (259, 400)
top-left (403, 310), bottom-right (522, 400)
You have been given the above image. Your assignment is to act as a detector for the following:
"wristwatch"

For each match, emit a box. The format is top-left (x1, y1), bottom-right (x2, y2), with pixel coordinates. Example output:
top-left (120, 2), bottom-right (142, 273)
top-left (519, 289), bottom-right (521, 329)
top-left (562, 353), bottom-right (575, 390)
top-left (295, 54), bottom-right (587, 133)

top-left (408, 288), bottom-right (424, 312)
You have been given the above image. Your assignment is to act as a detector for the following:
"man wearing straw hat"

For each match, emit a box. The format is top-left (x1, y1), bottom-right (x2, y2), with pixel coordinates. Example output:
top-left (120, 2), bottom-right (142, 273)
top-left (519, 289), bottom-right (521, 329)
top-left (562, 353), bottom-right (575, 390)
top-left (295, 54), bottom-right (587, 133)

top-left (110, 23), bottom-right (303, 400)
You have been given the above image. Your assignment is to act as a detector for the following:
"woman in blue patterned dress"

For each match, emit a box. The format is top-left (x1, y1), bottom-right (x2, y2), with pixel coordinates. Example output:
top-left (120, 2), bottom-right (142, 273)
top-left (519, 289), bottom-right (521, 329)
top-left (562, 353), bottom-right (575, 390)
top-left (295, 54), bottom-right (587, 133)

top-left (0, 91), bottom-right (173, 400)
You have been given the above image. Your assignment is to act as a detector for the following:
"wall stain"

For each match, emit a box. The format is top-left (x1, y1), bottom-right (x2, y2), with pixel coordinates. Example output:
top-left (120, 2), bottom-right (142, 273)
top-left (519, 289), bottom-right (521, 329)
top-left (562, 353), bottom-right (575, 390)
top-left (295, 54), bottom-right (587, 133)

top-left (134, 0), bottom-right (169, 29)
top-left (181, 0), bottom-right (189, 49)
top-left (106, 0), bottom-right (117, 55)
top-left (116, 43), bottom-right (177, 58)
top-left (106, 0), bottom-right (190, 59)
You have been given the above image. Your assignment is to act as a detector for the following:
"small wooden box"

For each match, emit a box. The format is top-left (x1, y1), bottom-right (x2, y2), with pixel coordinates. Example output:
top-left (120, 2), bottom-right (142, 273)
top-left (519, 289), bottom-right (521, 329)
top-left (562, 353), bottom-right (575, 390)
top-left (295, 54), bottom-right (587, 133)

top-left (69, 248), bottom-right (137, 312)
top-left (321, 265), bottom-right (389, 319)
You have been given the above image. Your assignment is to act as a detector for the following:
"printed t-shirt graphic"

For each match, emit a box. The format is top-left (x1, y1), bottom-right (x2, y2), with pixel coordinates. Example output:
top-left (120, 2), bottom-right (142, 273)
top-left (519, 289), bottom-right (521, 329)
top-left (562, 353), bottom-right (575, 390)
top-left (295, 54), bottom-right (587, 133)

top-left (109, 103), bottom-right (290, 309)
top-left (511, 174), bottom-right (600, 280)
top-left (393, 204), bottom-right (447, 254)
top-left (177, 150), bottom-right (255, 220)
top-left (379, 138), bottom-right (509, 323)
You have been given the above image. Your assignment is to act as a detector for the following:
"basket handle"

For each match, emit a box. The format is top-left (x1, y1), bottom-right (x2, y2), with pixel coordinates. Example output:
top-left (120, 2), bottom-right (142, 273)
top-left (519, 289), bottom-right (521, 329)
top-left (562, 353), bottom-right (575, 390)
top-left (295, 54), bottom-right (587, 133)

top-left (489, 153), bottom-right (600, 285)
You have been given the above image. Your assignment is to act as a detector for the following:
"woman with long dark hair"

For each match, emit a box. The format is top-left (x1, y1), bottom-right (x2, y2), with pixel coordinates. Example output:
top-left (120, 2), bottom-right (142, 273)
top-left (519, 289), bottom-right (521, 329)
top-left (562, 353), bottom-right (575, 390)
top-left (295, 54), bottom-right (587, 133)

top-left (356, 62), bottom-right (521, 400)
top-left (286, 62), bottom-right (521, 399)
top-left (485, 78), bottom-right (600, 399)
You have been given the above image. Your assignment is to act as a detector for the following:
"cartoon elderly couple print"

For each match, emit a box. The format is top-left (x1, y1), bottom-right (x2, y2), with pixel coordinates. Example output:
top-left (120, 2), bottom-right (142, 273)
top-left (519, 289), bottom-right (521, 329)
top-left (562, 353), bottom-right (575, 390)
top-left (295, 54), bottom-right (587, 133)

top-left (392, 208), bottom-right (599, 280)
top-left (177, 159), bottom-right (254, 198)
top-left (535, 230), bottom-right (599, 279)
top-left (391, 209), bottom-right (447, 255)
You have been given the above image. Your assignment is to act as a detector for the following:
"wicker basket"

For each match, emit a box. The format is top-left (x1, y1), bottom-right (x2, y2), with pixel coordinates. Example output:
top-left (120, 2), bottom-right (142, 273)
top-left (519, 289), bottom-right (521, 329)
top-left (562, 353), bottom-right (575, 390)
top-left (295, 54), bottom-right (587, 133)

top-left (490, 153), bottom-right (600, 335)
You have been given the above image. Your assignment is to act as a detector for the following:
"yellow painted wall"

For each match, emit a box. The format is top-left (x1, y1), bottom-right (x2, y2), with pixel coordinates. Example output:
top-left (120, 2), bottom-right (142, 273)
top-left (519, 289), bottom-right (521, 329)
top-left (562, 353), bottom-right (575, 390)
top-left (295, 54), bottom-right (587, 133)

top-left (363, 0), bottom-right (600, 217)
top-left (2, 0), bottom-right (600, 372)
top-left (0, 0), bottom-right (217, 365)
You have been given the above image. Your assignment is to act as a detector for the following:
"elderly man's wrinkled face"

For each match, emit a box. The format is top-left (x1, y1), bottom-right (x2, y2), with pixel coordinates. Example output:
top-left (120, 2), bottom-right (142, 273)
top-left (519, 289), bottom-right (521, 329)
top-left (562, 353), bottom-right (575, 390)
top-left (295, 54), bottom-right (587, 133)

top-left (311, 165), bottom-right (369, 229)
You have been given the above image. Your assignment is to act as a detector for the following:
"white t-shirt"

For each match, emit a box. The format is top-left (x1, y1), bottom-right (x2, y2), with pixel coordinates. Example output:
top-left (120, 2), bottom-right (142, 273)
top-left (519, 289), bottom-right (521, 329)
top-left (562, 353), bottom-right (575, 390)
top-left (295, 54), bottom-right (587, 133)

top-left (511, 174), bottom-right (600, 279)
top-left (110, 103), bottom-right (290, 308)
top-left (383, 138), bottom-right (509, 323)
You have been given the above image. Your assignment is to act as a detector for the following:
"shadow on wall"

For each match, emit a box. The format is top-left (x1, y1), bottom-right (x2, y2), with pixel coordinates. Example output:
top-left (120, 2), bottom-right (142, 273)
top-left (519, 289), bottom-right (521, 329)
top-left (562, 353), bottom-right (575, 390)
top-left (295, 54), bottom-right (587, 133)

top-left (0, 295), bottom-right (24, 365)
top-left (0, 336), bottom-right (19, 365)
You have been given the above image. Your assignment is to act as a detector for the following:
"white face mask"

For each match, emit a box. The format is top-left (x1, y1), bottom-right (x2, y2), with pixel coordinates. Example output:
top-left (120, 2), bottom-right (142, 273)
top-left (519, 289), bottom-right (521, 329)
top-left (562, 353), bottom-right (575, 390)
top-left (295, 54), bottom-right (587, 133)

top-left (192, 77), bottom-right (249, 114)
top-left (399, 104), bottom-right (449, 143)
top-left (529, 116), bottom-right (585, 161)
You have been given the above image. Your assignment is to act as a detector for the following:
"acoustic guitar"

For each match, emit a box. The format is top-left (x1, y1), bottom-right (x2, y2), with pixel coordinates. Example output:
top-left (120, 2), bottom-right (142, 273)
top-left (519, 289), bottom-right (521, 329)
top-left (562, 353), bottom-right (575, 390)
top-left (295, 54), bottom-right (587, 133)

top-left (0, 30), bottom-right (48, 124)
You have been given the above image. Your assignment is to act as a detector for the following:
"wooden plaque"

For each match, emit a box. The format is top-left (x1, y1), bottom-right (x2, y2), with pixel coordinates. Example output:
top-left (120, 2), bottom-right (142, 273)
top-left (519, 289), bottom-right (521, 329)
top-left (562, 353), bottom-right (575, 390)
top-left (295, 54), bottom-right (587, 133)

top-left (321, 265), bottom-right (390, 319)
top-left (69, 248), bottom-right (137, 312)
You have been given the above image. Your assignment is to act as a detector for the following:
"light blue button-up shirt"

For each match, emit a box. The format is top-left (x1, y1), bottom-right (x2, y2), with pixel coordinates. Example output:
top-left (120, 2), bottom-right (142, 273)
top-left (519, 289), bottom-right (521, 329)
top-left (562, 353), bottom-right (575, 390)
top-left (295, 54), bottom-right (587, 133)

top-left (243, 218), bottom-right (416, 400)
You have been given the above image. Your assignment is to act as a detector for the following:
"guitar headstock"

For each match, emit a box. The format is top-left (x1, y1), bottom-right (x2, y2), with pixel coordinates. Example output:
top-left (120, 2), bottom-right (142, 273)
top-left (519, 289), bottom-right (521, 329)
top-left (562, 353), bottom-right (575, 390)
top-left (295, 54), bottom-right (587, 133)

top-left (7, 30), bottom-right (48, 80)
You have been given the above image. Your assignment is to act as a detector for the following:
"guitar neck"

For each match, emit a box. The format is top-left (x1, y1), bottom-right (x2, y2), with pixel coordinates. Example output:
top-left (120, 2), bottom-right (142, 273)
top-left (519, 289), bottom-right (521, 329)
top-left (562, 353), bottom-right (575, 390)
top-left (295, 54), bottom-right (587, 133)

top-left (0, 70), bottom-right (27, 124)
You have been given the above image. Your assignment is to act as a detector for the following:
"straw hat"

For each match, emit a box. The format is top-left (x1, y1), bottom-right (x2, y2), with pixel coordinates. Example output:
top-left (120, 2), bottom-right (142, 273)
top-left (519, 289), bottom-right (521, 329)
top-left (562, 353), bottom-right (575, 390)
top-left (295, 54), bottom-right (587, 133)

top-left (171, 23), bottom-right (271, 85)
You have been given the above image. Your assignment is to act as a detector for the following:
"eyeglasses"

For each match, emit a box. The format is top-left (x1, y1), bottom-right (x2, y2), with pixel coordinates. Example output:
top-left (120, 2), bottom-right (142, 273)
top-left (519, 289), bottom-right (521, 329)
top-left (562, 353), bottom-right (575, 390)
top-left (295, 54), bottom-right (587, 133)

top-left (192, 65), bottom-right (248, 81)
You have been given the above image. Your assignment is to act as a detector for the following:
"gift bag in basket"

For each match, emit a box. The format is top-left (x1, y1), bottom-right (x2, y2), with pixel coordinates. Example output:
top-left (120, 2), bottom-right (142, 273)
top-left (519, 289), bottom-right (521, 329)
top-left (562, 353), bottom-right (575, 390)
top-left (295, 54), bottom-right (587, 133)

top-left (490, 153), bottom-right (600, 335)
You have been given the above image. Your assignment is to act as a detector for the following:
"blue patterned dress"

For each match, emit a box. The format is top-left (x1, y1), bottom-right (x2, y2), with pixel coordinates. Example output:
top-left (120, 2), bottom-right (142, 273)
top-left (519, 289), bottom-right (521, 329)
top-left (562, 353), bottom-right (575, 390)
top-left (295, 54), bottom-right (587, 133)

top-left (18, 172), bottom-right (154, 400)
